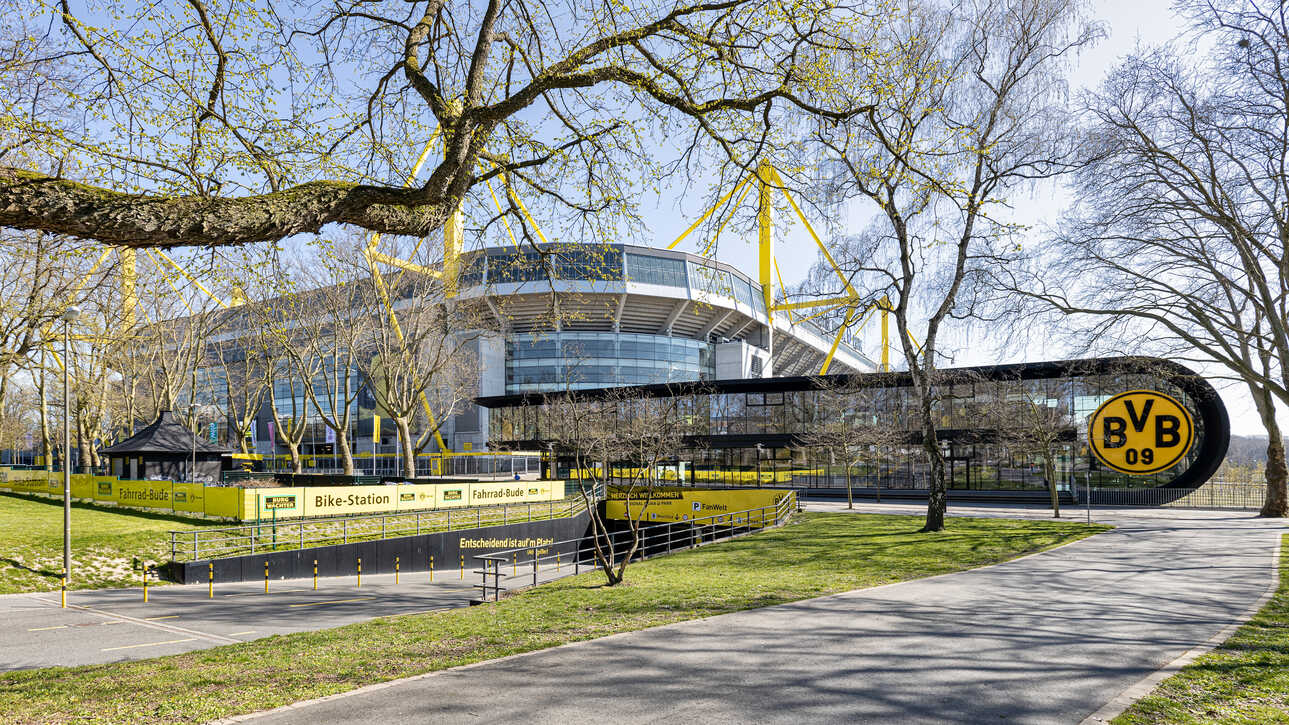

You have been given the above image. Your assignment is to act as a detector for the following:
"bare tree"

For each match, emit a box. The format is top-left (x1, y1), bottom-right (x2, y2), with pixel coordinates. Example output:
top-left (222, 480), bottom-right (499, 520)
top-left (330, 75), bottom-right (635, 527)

top-left (802, 0), bottom-right (1100, 530)
top-left (539, 386), bottom-right (689, 586)
top-left (356, 261), bottom-right (483, 479)
top-left (999, 0), bottom-right (1289, 517)
top-left (801, 379), bottom-right (900, 508)
top-left (974, 374), bottom-right (1073, 517)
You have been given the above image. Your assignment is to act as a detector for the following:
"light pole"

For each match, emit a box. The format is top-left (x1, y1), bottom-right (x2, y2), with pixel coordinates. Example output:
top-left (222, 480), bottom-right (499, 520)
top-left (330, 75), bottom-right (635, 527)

top-left (61, 305), bottom-right (80, 584)
top-left (189, 404), bottom-right (198, 483)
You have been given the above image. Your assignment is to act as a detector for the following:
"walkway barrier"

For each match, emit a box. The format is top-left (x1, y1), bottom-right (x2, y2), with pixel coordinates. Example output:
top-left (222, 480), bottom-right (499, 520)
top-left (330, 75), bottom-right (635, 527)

top-left (1083, 482), bottom-right (1265, 510)
top-left (169, 496), bottom-right (590, 562)
top-left (475, 491), bottom-right (798, 602)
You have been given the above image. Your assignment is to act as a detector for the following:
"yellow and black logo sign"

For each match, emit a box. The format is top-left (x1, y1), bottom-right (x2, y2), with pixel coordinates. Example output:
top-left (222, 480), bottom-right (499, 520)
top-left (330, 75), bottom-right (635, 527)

top-left (263, 494), bottom-right (297, 510)
top-left (1088, 390), bottom-right (1194, 474)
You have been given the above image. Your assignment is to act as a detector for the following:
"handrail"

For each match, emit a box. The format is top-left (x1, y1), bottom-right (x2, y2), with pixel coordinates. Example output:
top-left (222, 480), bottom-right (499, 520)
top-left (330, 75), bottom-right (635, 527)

top-left (168, 496), bottom-right (589, 563)
top-left (473, 490), bottom-right (798, 602)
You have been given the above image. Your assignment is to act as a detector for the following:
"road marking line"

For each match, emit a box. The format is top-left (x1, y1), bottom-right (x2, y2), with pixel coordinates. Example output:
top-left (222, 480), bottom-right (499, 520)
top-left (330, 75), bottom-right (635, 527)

top-left (101, 638), bottom-right (196, 652)
top-left (144, 615), bottom-right (179, 620)
top-left (223, 589), bottom-right (306, 598)
top-left (28, 625), bottom-right (67, 631)
top-left (228, 631), bottom-right (256, 636)
top-left (287, 597), bottom-right (373, 608)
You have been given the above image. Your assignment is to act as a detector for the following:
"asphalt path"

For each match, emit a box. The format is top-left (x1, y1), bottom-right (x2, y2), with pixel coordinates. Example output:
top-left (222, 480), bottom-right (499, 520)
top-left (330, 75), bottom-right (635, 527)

top-left (0, 568), bottom-right (492, 671)
top-left (237, 504), bottom-right (1285, 725)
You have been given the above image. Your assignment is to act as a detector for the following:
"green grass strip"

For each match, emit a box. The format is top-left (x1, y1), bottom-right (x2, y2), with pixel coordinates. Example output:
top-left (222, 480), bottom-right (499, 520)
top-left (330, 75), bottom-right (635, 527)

top-left (0, 492), bottom-right (219, 594)
top-left (0, 512), bottom-right (1105, 724)
top-left (1114, 532), bottom-right (1289, 725)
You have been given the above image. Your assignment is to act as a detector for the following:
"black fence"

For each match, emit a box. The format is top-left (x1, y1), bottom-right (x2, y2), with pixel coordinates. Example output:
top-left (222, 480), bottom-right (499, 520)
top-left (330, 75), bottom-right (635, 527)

top-left (171, 511), bottom-right (591, 584)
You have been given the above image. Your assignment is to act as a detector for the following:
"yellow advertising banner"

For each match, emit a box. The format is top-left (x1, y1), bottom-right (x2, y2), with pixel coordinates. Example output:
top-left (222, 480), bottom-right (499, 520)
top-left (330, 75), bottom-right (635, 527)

top-left (468, 480), bottom-right (560, 507)
top-left (171, 482), bottom-right (206, 513)
top-left (204, 486), bottom-right (243, 519)
top-left (115, 480), bottom-right (173, 509)
top-left (605, 486), bottom-right (787, 526)
top-left (93, 477), bottom-right (117, 504)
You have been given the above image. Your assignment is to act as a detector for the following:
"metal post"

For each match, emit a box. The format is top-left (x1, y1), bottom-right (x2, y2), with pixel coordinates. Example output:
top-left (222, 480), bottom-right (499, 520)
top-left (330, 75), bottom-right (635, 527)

top-left (395, 556), bottom-right (400, 584)
top-left (264, 561), bottom-right (269, 593)
top-left (415, 512), bottom-right (420, 536)
top-left (532, 550), bottom-right (538, 587)
top-left (299, 522), bottom-right (304, 550)
top-left (208, 562), bottom-right (213, 598)
top-left (192, 531), bottom-right (198, 561)
top-left (61, 319), bottom-right (72, 583)
top-left (343, 518), bottom-right (348, 544)
top-left (313, 559), bottom-right (318, 590)
top-left (1085, 472), bottom-right (1091, 524)
top-left (357, 557), bottom-right (362, 587)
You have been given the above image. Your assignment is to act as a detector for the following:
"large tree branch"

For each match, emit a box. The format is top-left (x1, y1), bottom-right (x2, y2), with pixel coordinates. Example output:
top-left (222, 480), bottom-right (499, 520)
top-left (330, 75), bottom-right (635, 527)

top-left (0, 168), bottom-right (452, 248)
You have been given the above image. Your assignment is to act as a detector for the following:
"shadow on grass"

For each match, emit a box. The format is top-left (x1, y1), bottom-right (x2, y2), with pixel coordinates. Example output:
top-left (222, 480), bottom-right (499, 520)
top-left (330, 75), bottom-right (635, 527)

top-left (0, 558), bottom-right (59, 579)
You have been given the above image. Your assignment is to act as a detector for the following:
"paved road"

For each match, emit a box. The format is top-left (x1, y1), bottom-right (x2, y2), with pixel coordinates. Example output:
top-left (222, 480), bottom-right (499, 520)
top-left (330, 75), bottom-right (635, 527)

top-left (0, 568), bottom-right (491, 670)
top-left (242, 505), bottom-right (1284, 725)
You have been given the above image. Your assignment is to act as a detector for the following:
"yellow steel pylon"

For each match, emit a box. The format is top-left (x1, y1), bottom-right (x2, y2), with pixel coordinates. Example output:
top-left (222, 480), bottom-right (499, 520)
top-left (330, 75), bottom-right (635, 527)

top-left (666, 161), bottom-right (916, 372)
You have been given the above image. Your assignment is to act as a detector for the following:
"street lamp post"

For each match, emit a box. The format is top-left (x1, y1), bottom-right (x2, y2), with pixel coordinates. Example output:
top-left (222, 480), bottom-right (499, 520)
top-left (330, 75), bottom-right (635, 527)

top-left (61, 305), bottom-right (80, 584)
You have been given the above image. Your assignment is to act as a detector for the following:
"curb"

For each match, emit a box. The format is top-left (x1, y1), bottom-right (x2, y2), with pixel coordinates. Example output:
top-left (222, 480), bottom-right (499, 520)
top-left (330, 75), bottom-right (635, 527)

top-left (1079, 532), bottom-right (1283, 725)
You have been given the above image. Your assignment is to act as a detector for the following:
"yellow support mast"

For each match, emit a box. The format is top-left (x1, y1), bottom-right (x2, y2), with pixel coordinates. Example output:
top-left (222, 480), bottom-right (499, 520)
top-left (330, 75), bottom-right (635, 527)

top-left (757, 160), bottom-right (775, 376)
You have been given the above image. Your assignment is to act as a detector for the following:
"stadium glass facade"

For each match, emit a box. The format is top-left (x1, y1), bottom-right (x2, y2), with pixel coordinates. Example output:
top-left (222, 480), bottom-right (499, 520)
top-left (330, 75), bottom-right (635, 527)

top-left (479, 356), bottom-right (1230, 497)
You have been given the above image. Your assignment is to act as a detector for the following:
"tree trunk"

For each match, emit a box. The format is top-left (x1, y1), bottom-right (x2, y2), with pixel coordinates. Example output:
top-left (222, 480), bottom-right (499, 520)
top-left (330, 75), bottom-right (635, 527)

top-left (844, 449), bottom-right (854, 510)
top-left (920, 418), bottom-right (947, 532)
top-left (1045, 456), bottom-right (1060, 518)
top-left (37, 362), bottom-right (52, 472)
top-left (336, 427), bottom-right (354, 475)
top-left (285, 440), bottom-right (302, 474)
top-left (1249, 384), bottom-right (1287, 518)
top-left (1263, 436), bottom-right (1287, 518)
top-left (396, 416), bottom-right (416, 478)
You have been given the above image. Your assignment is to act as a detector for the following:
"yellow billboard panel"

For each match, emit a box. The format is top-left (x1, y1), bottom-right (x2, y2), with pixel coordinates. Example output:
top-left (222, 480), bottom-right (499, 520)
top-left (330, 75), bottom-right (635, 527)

top-left (93, 478), bottom-right (117, 504)
top-left (204, 486), bottom-right (242, 519)
top-left (171, 482), bottom-right (206, 513)
top-left (115, 481), bottom-right (173, 510)
top-left (468, 481), bottom-right (557, 507)
top-left (434, 483), bottom-right (470, 508)
top-left (393, 483), bottom-right (440, 511)
top-left (605, 486), bottom-right (787, 526)
top-left (299, 485), bottom-right (397, 517)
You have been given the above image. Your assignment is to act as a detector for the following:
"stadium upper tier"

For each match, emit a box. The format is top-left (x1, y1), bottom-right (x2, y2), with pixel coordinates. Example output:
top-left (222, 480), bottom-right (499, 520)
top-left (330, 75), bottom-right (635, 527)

top-left (454, 243), bottom-right (875, 381)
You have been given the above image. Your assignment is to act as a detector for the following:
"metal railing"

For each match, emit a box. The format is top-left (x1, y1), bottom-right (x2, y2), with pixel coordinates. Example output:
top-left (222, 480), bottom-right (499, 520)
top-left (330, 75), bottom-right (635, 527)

top-left (1084, 481), bottom-right (1266, 510)
top-left (474, 490), bottom-right (799, 602)
top-left (168, 497), bottom-right (589, 562)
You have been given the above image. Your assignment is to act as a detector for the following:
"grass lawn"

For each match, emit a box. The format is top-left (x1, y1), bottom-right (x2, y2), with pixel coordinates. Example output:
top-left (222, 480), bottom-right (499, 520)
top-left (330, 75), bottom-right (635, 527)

top-left (0, 511), bottom-right (1107, 724)
top-left (1114, 533), bottom-right (1289, 725)
top-left (0, 492), bottom-right (219, 594)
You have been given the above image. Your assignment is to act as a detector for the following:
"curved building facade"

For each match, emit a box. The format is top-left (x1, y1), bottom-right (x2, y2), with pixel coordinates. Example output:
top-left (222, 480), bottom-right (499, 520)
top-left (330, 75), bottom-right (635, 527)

top-left (478, 356), bottom-right (1230, 499)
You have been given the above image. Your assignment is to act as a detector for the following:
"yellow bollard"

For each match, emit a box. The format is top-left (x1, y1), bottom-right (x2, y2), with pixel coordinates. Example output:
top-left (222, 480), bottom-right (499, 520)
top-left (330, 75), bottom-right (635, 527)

top-left (313, 559), bottom-right (318, 591)
top-left (357, 557), bottom-right (362, 588)
top-left (264, 561), bottom-right (269, 594)
top-left (459, 555), bottom-right (464, 579)
top-left (512, 553), bottom-right (516, 576)
top-left (556, 553), bottom-right (561, 572)
top-left (208, 562), bottom-right (214, 599)
top-left (142, 568), bottom-right (149, 603)
top-left (60, 568), bottom-right (67, 608)
top-left (429, 555), bottom-right (434, 583)
top-left (395, 556), bottom-right (400, 584)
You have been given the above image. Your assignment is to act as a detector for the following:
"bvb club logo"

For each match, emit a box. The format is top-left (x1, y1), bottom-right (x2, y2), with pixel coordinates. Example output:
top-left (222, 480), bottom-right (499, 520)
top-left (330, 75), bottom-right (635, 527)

top-left (1088, 390), bottom-right (1195, 475)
